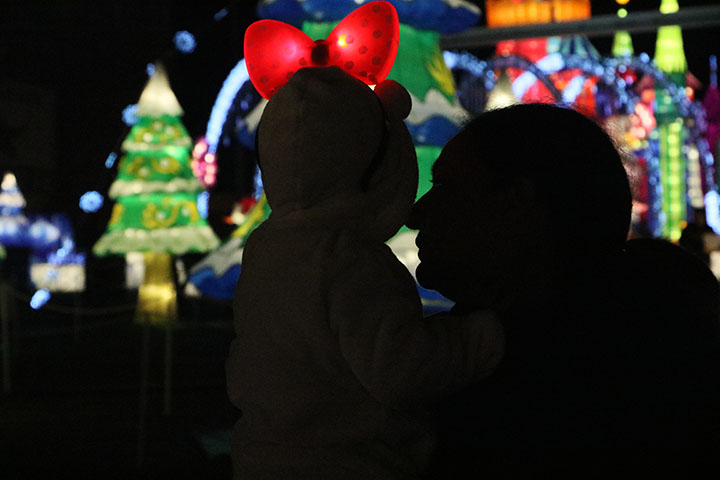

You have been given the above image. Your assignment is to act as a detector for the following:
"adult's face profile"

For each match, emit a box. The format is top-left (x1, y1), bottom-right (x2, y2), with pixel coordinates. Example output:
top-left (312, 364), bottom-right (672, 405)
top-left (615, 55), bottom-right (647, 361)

top-left (408, 130), bottom-right (514, 309)
top-left (408, 103), bottom-right (633, 312)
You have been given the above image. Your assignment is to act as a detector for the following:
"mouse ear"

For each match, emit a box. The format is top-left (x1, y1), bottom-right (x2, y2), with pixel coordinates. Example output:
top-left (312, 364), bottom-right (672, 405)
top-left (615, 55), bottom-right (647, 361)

top-left (374, 80), bottom-right (411, 120)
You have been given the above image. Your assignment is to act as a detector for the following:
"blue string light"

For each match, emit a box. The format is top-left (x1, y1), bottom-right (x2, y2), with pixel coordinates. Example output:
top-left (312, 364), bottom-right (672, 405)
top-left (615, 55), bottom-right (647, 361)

top-left (197, 191), bottom-right (210, 219)
top-left (79, 191), bottom-right (104, 213)
top-left (214, 8), bottom-right (228, 21)
top-left (206, 59), bottom-right (250, 154)
top-left (122, 104), bottom-right (138, 126)
top-left (30, 289), bottom-right (51, 310)
top-left (105, 152), bottom-right (117, 169)
top-left (173, 30), bottom-right (196, 54)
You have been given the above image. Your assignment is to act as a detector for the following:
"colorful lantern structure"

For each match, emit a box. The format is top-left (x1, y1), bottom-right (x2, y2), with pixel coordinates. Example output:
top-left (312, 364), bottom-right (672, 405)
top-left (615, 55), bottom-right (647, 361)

top-left (94, 63), bottom-right (220, 324)
top-left (188, 195), bottom-right (270, 300)
top-left (485, 0), bottom-right (590, 27)
top-left (485, 0), bottom-right (598, 111)
top-left (190, 137), bottom-right (218, 188)
top-left (0, 172), bottom-right (29, 248)
top-left (29, 214), bottom-right (85, 293)
top-left (705, 56), bottom-right (720, 163)
top-left (446, 0), bottom-right (714, 241)
top-left (612, 0), bottom-right (634, 58)
top-left (654, 0), bottom-right (688, 241)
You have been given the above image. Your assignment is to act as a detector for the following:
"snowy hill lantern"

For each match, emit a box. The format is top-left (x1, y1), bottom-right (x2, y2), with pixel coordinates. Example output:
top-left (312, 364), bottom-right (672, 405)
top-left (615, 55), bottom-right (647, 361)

top-left (0, 172), bottom-right (30, 248)
top-left (94, 64), bottom-right (219, 325)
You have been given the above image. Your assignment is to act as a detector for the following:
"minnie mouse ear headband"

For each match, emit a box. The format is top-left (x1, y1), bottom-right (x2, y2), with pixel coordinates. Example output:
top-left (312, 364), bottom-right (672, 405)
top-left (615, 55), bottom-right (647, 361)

top-left (244, 1), bottom-right (400, 100)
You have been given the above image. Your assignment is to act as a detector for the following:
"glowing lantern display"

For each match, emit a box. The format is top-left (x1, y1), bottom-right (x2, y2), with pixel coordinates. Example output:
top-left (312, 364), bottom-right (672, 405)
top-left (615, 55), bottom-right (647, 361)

top-left (485, 0), bottom-right (590, 28)
top-left (94, 63), bottom-right (219, 325)
top-left (190, 137), bottom-right (218, 188)
top-left (486, 0), bottom-right (597, 108)
top-left (0, 172), bottom-right (29, 248)
top-left (188, 194), bottom-right (271, 300)
top-left (654, 0), bottom-right (688, 241)
top-left (612, 0), bottom-right (634, 58)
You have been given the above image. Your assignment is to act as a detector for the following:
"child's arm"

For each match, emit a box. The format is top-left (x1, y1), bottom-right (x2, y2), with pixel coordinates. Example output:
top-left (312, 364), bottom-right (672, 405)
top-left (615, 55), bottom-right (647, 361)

top-left (328, 240), bottom-right (504, 409)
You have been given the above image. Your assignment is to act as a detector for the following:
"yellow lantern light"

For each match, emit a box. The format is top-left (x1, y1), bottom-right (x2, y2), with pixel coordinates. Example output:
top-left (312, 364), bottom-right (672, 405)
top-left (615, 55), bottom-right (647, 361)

top-left (485, 0), bottom-right (590, 28)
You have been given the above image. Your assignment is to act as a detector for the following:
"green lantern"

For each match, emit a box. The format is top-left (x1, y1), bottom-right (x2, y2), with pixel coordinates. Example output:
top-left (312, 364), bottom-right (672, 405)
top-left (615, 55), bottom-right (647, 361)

top-left (654, 0), bottom-right (688, 241)
top-left (94, 64), bottom-right (219, 324)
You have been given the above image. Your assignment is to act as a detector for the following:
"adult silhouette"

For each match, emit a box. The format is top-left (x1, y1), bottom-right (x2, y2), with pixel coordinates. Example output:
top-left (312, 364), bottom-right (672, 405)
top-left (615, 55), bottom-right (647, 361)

top-left (408, 104), bottom-right (720, 477)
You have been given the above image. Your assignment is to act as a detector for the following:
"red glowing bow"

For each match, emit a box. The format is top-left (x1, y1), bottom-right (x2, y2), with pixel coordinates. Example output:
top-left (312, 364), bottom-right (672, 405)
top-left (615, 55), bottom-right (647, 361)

top-left (244, 1), bottom-right (400, 99)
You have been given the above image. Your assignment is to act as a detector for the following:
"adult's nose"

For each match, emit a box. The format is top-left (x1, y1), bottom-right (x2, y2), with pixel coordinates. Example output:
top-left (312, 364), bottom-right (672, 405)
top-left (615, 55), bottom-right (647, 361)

top-left (406, 191), bottom-right (429, 230)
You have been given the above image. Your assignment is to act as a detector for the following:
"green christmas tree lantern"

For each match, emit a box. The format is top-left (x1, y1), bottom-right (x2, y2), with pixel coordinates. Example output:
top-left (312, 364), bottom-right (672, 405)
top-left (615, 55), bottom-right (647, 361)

top-left (654, 0), bottom-right (688, 241)
top-left (94, 64), bottom-right (219, 324)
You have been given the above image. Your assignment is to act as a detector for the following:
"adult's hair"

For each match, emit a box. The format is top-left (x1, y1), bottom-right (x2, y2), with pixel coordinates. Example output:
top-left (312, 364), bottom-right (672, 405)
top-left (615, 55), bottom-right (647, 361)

top-left (461, 103), bottom-right (632, 259)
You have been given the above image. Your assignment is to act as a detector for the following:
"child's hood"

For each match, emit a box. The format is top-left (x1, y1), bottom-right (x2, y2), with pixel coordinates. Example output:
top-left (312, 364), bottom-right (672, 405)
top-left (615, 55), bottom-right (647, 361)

top-left (256, 66), bottom-right (418, 242)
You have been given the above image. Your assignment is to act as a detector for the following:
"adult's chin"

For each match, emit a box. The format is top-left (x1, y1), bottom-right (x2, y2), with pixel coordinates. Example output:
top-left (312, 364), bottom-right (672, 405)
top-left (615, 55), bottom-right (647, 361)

top-left (414, 261), bottom-right (434, 289)
top-left (415, 261), bottom-right (451, 297)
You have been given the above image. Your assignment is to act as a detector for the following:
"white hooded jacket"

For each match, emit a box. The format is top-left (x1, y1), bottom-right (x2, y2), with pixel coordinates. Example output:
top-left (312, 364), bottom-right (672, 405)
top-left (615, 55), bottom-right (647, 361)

top-left (227, 67), bottom-right (503, 479)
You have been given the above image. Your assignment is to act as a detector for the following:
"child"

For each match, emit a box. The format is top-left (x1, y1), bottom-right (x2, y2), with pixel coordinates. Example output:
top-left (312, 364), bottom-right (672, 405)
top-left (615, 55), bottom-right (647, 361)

top-left (226, 66), bottom-right (504, 479)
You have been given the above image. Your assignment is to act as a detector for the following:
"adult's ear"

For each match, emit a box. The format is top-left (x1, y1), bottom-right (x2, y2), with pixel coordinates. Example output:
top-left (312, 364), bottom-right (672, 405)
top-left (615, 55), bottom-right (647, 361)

top-left (374, 80), bottom-right (411, 120)
top-left (506, 177), bottom-right (543, 222)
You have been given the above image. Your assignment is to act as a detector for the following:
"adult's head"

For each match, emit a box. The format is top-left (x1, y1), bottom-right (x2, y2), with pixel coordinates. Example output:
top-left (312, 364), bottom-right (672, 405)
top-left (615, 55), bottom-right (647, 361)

top-left (257, 66), bottom-right (417, 242)
top-left (408, 103), bottom-right (632, 311)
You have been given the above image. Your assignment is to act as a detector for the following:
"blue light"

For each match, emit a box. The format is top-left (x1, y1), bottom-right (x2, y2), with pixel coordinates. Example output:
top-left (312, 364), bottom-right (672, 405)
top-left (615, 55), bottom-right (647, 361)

top-left (30, 289), bottom-right (51, 310)
top-left (173, 30), bottom-right (196, 54)
top-left (122, 104), bottom-right (138, 126)
top-left (197, 191), bottom-right (209, 219)
top-left (253, 170), bottom-right (264, 199)
top-left (214, 8), bottom-right (228, 21)
top-left (105, 152), bottom-right (117, 168)
top-left (536, 53), bottom-right (564, 73)
top-left (206, 59), bottom-right (250, 154)
top-left (706, 191), bottom-right (720, 234)
top-left (562, 75), bottom-right (585, 104)
top-left (147, 63), bottom-right (156, 76)
top-left (443, 50), bottom-right (458, 69)
top-left (79, 191), bottom-right (104, 213)
top-left (512, 71), bottom-right (537, 99)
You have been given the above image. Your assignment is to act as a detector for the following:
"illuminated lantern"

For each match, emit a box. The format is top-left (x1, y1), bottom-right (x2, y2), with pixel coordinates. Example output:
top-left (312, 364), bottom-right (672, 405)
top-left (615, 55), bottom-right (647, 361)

top-left (0, 172), bottom-right (29, 248)
top-left (188, 194), bottom-right (271, 300)
top-left (704, 56), bottom-right (720, 165)
top-left (486, 0), bottom-right (596, 107)
top-left (485, 0), bottom-right (590, 27)
top-left (94, 63), bottom-right (220, 325)
top-left (30, 250), bottom-right (86, 293)
top-left (484, 69), bottom-right (519, 110)
top-left (190, 137), bottom-right (218, 188)
top-left (612, 0), bottom-right (634, 58)
top-left (654, 0), bottom-right (688, 241)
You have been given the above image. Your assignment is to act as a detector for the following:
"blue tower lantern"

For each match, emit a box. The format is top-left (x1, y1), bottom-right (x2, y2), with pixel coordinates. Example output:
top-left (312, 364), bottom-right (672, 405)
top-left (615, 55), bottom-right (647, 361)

top-left (0, 172), bottom-right (30, 247)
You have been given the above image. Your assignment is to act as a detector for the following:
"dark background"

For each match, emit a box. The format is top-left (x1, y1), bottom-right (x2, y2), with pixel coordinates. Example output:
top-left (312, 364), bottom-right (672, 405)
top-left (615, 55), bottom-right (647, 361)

top-left (1, 0), bottom-right (719, 253)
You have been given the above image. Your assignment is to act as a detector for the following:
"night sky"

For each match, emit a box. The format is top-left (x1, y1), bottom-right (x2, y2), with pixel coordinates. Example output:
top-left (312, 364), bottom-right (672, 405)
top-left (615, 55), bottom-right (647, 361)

top-left (2, 0), bottom-right (719, 251)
